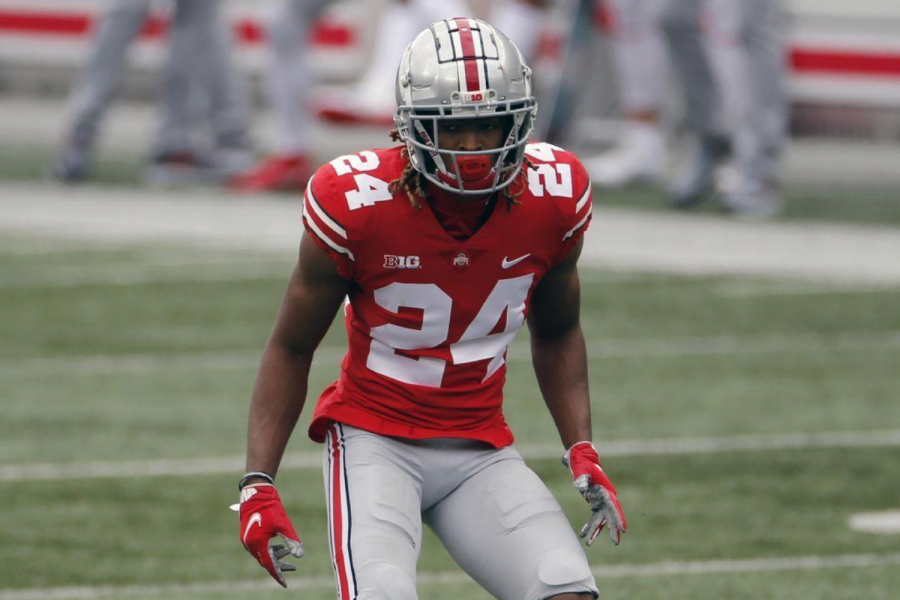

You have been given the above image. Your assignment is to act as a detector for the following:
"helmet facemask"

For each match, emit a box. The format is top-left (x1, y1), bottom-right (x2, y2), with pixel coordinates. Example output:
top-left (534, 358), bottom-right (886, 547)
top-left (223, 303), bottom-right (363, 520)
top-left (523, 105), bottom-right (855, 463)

top-left (396, 98), bottom-right (535, 195)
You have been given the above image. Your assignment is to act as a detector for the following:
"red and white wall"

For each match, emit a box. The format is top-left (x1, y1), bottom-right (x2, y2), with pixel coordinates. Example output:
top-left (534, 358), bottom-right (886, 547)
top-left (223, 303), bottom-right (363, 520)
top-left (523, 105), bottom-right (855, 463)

top-left (788, 0), bottom-right (900, 107)
top-left (1, 0), bottom-right (900, 107)
top-left (0, 0), bottom-right (381, 81)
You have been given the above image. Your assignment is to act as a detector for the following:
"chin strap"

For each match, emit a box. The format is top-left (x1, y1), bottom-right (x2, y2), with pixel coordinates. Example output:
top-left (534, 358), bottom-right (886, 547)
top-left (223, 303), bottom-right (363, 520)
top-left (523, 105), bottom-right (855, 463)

top-left (412, 119), bottom-right (447, 173)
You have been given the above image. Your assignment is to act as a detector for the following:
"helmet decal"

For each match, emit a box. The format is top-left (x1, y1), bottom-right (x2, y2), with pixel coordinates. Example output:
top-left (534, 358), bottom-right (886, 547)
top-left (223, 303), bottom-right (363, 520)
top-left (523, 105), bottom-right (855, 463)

top-left (451, 18), bottom-right (488, 94)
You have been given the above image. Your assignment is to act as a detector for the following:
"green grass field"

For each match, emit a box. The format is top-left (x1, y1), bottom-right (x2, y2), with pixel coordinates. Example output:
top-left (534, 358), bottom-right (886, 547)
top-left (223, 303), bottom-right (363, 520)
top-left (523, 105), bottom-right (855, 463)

top-left (1, 225), bottom-right (899, 599)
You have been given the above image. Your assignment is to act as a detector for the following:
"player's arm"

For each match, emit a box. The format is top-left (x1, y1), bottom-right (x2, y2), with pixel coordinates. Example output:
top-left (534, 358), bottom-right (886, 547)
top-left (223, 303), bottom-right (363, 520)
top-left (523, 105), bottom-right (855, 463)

top-left (238, 232), bottom-right (351, 587)
top-left (245, 232), bottom-right (351, 480)
top-left (528, 236), bottom-right (591, 447)
top-left (527, 237), bottom-right (627, 546)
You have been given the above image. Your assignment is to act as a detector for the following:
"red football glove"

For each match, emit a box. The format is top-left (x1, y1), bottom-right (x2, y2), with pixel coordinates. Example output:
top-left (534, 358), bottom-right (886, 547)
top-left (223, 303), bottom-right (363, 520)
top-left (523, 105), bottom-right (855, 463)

top-left (563, 441), bottom-right (627, 546)
top-left (235, 484), bottom-right (304, 587)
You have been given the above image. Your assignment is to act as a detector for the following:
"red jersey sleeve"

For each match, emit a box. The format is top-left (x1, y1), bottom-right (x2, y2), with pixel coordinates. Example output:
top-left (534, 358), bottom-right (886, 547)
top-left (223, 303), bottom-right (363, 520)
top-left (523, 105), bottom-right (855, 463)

top-left (549, 150), bottom-right (593, 265)
top-left (301, 162), bottom-right (362, 280)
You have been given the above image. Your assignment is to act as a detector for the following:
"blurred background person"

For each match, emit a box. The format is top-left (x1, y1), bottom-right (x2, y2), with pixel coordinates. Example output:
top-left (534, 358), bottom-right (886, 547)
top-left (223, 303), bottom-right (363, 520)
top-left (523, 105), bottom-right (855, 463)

top-left (230, 0), bottom-right (330, 193)
top-left (489, 0), bottom-right (551, 64)
top-left (530, 0), bottom-right (597, 144)
top-left (582, 0), bottom-right (787, 218)
top-left (234, 0), bottom-right (551, 193)
top-left (316, 0), bottom-right (476, 126)
top-left (316, 0), bottom-right (550, 125)
top-left (48, 0), bottom-right (252, 185)
top-left (147, 0), bottom-right (254, 186)
top-left (661, 0), bottom-right (787, 217)
top-left (583, 0), bottom-right (667, 188)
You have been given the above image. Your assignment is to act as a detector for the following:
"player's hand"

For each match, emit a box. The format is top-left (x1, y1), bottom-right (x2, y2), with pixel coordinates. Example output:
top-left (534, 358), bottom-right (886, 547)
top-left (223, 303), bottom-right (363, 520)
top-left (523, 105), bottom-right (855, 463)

top-left (562, 441), bottom-right (626, 546)
top-left (233, 484), bottom-right (304, 587)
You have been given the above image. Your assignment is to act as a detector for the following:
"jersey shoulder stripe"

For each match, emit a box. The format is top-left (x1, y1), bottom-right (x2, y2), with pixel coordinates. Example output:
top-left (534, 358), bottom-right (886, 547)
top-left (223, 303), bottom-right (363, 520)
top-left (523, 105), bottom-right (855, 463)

top-left (301, 147), bottom-right (407, 274)
top-left (305, 176), bottom-right (347, 239)
top-left (303, 175), bottom-right (355, 261)
top-left (575, 183), bottom-right (591, 213)
top-left (564, 184), bottom-right (593, 241)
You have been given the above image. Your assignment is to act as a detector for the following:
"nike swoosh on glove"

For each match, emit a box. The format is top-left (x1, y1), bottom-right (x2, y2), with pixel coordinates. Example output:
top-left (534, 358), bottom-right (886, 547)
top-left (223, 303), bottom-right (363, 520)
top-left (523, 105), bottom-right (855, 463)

top-left (233, 483), bottom-right (304, 587)
top-left (562, 441), bottom-right (627, 546)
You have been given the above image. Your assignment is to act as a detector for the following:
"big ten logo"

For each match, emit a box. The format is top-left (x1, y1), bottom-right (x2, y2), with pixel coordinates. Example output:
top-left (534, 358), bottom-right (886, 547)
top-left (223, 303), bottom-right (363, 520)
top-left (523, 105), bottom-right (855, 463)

top-left (383, 255), bottom-right (421, 269)
top-left (462, 92), bottom-right (484, 103)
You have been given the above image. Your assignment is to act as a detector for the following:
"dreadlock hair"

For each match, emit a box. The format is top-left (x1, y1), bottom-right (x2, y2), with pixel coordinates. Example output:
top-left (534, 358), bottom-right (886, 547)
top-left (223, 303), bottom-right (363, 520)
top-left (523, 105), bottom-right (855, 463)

top-left (388, 128), bottom-right (535, 211)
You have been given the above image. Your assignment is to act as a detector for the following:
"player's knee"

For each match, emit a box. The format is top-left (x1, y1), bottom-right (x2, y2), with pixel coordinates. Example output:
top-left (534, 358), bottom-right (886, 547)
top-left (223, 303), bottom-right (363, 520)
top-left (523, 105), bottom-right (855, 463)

top-left (536, 551), bottom-right (595, 599)
top-left (355, 560), bottom-right (417, 600)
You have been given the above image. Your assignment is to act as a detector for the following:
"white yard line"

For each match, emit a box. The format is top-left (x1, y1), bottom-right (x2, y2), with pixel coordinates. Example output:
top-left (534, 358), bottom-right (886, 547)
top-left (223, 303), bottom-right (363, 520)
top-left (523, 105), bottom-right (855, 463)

top-left (2, 553), bottom-right (899, 599)
top-left (519, 429), bottom-right (900, 460)
top-left (579, 329), bottom-right (900, 359)
top-left (591, 552), bottom-right (900, 577)
top-left (3, 429), bottom-right (899, 483)
top-left (3, 330), bottom-right (898, 378)
top-left (849, 510), bottom-right (900, 534)
top-left (0, 347), bottom-right (347, 377)
top-left (3, 183), bottom-right (900, 285)
top-left (583, 207), bottom-right (900, 286)
top-left (713, 280), bottom-right (900, 298)
top-left (3, 263), bottom-right (896, 294)
top-left (0, 268), bottom-right (290, 289)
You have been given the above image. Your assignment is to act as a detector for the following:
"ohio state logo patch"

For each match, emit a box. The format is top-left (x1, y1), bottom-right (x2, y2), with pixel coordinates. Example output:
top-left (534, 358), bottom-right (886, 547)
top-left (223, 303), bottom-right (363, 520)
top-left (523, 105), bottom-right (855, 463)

top-left (452, 252), bottom-right (470, 268)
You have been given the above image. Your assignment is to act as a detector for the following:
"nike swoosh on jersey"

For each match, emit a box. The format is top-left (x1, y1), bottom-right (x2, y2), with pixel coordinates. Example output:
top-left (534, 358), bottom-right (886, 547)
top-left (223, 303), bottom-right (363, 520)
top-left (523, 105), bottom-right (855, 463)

top-left (243, 512), bottom-right (262, 544)
top-left (501, 254), bottom-right (531, 269)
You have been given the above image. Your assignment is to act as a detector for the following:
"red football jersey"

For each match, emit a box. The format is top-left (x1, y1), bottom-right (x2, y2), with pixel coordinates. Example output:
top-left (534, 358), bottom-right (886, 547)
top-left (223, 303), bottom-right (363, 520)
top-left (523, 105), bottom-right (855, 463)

top-left (302, 143), bottom-right (593, 448)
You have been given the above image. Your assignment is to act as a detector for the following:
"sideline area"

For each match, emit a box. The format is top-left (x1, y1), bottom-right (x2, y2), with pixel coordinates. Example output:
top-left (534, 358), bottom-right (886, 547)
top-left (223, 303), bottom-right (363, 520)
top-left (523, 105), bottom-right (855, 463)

top-left (1, 181), bottom-right (899, 285)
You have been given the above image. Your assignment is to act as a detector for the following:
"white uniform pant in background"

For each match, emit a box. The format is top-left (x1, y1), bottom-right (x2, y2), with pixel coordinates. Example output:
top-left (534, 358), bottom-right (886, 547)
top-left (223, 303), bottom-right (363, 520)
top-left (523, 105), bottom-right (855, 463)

top-left (350, 0), bottom-right (473, 111)
top-left (322, 423), bottom-right (598, 600)
top-left (660, 0), bottom-right (787, 182)
top-left (265, 0), bottom-right (330, 155)
top-left (66, 0), bottom-right (154, 153)
top-left (489, 0), bottom-right (547, 64)
top-left (154, 0), bottom-right (250, 155)
top-left (65, 0), bottom-right (250, 157)
top-left (604, 0), bottom-right (668, 115)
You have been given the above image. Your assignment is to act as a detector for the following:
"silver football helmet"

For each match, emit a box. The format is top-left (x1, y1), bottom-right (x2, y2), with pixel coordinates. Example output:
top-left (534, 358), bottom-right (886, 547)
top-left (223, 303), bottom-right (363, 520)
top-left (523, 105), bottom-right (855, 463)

top-left (394, 18), bottom-right (537, 195)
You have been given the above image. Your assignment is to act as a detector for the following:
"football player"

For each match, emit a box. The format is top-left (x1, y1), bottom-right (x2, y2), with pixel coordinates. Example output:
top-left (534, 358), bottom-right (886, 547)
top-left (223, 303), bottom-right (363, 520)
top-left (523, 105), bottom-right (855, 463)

top-left (236, 18), bottom-right (625, 599)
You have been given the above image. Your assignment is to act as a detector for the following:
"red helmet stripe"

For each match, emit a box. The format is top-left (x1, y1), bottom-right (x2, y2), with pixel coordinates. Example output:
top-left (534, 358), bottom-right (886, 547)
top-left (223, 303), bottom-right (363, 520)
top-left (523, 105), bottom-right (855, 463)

top-left (454, 18), bottom-right (481, 93)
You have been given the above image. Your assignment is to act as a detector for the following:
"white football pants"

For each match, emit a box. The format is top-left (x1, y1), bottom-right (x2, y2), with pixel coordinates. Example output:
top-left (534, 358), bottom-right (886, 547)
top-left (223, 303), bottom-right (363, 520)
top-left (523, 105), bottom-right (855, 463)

top-left (322, 422), bottom-right (598, 600)
top-left (265, 0), bottom-right (330, 154)
top-left (604, 0), bottom-right (668, 115)
top-left (65, 0), bottom-right (248, 155)
top-left (155, 0), bottom-right (250, 154)
top-left (489, 0), bottom-right (548, 64)
top-left (352, 0), bottom-right (474, 110)
top-left (660, 0), bottom-right (787, 182)
top-left (602, 0), bottom-right (786, 182)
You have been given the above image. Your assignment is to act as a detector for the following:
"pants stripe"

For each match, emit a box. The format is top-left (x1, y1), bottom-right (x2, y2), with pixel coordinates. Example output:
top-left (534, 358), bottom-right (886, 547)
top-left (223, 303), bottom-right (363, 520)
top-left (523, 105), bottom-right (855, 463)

top-left (329, 423), bottom-right (357, 599)
top-left (325, 428), bottom-right (339, 593)
top-left (339, 423), bottom-right (359, 596)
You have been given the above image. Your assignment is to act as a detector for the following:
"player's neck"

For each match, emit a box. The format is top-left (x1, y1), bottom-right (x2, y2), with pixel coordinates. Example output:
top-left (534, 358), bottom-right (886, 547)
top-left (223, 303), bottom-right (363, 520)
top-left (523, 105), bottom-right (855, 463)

top-left (425, 182), bottom-right (496, 241)
top-left (426, 182), bottom-right (493, 209)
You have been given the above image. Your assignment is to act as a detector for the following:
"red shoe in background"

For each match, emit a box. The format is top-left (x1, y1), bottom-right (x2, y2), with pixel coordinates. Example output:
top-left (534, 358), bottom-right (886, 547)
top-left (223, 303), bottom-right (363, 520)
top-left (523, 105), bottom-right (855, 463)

top-left (229, 154), bottom-right (315, 193)
top-left (316, 105), bottom-right (395, 128)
